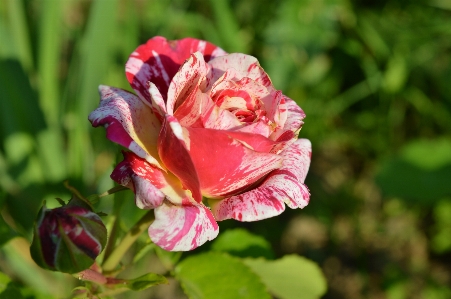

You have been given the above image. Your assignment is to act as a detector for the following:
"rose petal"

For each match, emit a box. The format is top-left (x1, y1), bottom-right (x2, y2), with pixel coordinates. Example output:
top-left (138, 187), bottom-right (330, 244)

top-left (211, 139), bottom-right (311, 221)
top-left (126, 36), bottom-right (226, 105)
top-left (175, 87), bottom-right (211, 128)
top-left (149, 201), bottom-right (219, 251)
top-left (182, 127), bottom-right (283, 198)
top-left (88, 85), bottom-right (163, 169)
top-left (167, 52), bottom-right (210, 115)
top-left (260, 90), bottom-right (286, 131)
top-left (158, 115), bottom-right (202, 203)
top-left (202, 103), bottom-right (242, 130)
top-left (207, 53), bottom-right (273, 91)
top-left (232, 121), bottom-right (272, 138)
top-left (270, 97), bottom-right (305, 140)
top-left (148, 82), bottom-right (167, 121)
top-left (111, 151), bottom-right (195, 207)
top-left (211, 77), bottom-right (269, 109)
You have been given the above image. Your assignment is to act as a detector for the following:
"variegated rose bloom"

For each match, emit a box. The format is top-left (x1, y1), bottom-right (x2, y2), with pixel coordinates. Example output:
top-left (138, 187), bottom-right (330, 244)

top-left (89, 36), bottom-right (311, 251)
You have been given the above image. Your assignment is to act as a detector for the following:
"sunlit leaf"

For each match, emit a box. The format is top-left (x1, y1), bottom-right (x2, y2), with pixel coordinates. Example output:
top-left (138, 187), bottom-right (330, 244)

top-left (211, 228), bottom-right (273, 259)
top-left (243, 255), bottom-right (327, 299)
top-left (175, 252), bottom-right (270, 299)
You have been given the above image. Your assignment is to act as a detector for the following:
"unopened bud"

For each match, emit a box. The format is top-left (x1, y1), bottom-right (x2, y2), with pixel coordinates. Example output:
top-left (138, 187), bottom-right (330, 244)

top-left (30, 196), bottom-right (107, 274)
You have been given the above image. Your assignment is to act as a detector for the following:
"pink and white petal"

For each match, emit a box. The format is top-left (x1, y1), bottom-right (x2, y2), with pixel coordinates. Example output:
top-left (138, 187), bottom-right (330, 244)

top-left (111, 151), bottom-right (197, 207)
top-left (260, 90), bottom-right (287, 129)
top-left (148, 82), bottom-right (167, 121)
top-left (131, 175), bottom-right (166, 209)
top-left (270, 97), bottom-right (306, 142)
top-left (167, 52), bottom-right (210, 115)
top-left (174, 87), bottom-right (211, 128)
top-left (207, 68), bottom-right (239, 93)
top-left (278, 138), bottom-right (312, 183)
top-left (274, 93), bottom-right (288, 130)
top-left (202, 103), bottom-right (242, 130)
top-left (210, 187), bottom-right (286, 221)
top-left (211, 138), bottom-right (312, 221)
top-left (171, 68), bottom-right (214, 127)
top-left (88, 85), bottom-right (163, 169)
top-left (126, 36), bottom-right (226, 104)
top-left (270, 131), bottom-right (298, 155)
top-left (207, 53), bottom-right (273, 91)
top-left (210, 77), bottom-right (269, 109)
top-left (158, 115), bottom-right (202, 203)
top-left (184, 127), bottom-right (283, 197)
top-left (149, 201), bottom-right (219, 251)
top-left (233, 121), bottom-right (272, 138)
top-left (110, 154), bottom-right (164, 209)
top-left (225, 131), bottom-right (277, 153)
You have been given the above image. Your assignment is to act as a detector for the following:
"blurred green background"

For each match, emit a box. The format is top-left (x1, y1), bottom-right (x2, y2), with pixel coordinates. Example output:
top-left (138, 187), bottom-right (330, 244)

top-left (1, 0), bottom-right (451, 298)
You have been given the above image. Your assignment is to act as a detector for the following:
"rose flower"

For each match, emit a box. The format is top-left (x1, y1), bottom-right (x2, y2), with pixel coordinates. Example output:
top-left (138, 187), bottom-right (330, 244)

top-left (89, 36), bottom-right (311, 251)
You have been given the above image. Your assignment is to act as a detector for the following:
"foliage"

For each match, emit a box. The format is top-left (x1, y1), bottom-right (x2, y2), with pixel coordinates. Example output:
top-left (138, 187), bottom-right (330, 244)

top-left (0, 0), bottom-right (450, 298)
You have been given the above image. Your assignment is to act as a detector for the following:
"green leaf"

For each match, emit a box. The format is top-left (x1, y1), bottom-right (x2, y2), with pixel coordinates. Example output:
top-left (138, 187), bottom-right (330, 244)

top-left (37, 0), bottom-right (62, 127)
top-left (0, 59), bottom-right (46, 139)
top-left (175, 252), bottom-right (271, 299)
top-left (119, 273), bottom-right (168, 291)
top-left (211, 228), bottom-right (274, 259)
top-left (6, 0), bottom-right (33, 72)
top-left (243, 255), bottom-right (327, 299)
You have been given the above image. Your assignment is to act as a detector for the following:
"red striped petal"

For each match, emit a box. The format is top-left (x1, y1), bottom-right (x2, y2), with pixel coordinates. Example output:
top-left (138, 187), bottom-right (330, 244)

top-left (126, 36), bottom-right (226, 106)
top-left (207, 53), bottom-right (272, 91)
top-left (183, 127), bottom-right (283, 198)
top-left (158, 115), bottom-right (202, 203)
top-left (111, 151), bottom-right (195, 207)
top-left (149, 201), bottom-right (219, 251)
top-left (88, 85), bottom-right (163, 169)
top-left (211, 139), bottom-right (311, 221)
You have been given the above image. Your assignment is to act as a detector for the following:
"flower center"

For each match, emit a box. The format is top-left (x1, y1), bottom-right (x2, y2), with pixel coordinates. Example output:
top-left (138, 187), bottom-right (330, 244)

top-left (215, 92), bottom-right (266, 124)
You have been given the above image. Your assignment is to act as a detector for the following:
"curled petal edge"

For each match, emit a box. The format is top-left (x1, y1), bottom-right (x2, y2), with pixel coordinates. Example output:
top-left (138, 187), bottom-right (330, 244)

top-left (211, 138), bottom-right (311, 221)
top-left (149, 201), bottom-right (219, 251)
top-left (88, 85), bottom-right (163, 169)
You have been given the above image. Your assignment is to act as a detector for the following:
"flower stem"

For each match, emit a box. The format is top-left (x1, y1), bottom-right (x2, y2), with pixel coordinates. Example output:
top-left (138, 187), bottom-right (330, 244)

top-left (102, 210), bottom-right (155, 273)
top-left (98, 185), bottom-right (128, 198)
top-left (101, 197), bottom-right (123, 264)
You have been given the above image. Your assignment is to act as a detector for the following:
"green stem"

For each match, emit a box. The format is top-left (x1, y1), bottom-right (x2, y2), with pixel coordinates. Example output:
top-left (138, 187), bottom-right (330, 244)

top-left (98, 185), bottom-right (128, 198)
top-left (102, 210), bottom-right (155, 273)
top-left (101, 185), bottom-right (129, 263)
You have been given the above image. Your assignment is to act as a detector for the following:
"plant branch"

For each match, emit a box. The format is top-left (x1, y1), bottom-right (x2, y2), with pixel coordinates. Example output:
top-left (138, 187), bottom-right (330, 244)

top-left (101, 210), bottom-right (155, 273)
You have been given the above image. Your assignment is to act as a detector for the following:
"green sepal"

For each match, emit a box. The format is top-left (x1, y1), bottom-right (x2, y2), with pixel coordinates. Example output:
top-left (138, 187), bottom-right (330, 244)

top-left (116, 273), bottom-right (168, 291)
top-left (29, 203), bottom-right (54, 271)
top-left (54, 226), bottom-right (96, 274)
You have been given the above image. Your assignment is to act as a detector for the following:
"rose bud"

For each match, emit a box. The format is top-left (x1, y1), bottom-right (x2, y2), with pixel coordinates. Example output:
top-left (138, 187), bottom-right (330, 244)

top-left (30, 196), bottom-right (107, 274)
top-left (89, 36), bottom-right (311, 251)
